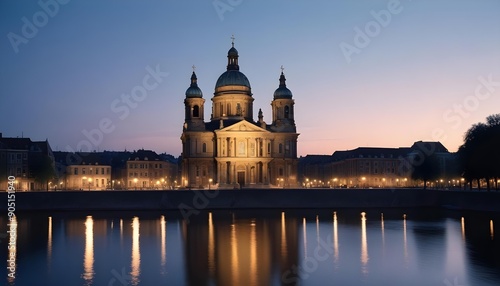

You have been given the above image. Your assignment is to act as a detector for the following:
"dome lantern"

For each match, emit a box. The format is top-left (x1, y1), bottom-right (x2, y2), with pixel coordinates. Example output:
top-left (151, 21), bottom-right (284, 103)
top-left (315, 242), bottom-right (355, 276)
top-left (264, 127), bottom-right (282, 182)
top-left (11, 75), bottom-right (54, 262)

top-left (185, 67), bottom-right (203, 98)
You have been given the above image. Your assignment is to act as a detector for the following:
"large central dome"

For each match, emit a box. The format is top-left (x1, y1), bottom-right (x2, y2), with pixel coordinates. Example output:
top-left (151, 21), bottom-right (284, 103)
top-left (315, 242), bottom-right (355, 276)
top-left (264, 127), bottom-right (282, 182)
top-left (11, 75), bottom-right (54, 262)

top-left (215, 70), bottom-right (251, 88)
top-left (214, 43), bottom-right (251, 90)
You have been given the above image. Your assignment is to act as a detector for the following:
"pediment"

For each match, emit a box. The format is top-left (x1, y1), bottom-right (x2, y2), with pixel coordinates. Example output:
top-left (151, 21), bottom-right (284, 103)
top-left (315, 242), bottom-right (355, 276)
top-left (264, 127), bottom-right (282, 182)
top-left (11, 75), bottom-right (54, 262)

top-left (217, 120), bottom-right (269, 133)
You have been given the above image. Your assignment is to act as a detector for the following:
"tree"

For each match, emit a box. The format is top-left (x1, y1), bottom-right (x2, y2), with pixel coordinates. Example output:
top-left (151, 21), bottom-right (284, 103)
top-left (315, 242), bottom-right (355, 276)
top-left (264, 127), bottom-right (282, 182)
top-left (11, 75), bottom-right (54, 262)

top-left (411, 153), bottom-right (441, 190)
top-left (458, 114), bottom-right (500, 191)
top-left (31, 154), bottom-right (56, 190)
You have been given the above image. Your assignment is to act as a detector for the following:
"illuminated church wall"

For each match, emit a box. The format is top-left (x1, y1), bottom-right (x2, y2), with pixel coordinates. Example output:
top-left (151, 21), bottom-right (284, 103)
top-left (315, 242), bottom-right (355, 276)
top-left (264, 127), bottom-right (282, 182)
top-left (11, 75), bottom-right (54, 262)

top-left (180, 41), bottom-right (299, 189)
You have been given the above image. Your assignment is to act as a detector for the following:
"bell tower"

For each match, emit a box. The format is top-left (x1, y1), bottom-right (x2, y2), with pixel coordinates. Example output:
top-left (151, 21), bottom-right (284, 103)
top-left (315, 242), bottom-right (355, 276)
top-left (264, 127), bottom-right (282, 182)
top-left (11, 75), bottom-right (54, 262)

top-left (184, 67), bottom-right (205, 131)
top-left (271, 67), bottom-right (296, 133)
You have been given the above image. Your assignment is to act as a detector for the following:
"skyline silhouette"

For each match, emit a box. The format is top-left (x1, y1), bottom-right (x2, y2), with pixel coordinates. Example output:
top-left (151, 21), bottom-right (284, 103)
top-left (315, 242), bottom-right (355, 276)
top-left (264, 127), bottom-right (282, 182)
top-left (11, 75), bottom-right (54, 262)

top-left (1, 0), bottom-right (499, 157)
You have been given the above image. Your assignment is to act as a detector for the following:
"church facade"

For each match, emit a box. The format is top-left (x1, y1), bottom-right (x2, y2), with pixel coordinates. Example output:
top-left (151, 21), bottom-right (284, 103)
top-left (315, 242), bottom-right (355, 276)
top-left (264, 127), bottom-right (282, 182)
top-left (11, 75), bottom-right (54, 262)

top-left (180, 42), bottom-right (299, 189)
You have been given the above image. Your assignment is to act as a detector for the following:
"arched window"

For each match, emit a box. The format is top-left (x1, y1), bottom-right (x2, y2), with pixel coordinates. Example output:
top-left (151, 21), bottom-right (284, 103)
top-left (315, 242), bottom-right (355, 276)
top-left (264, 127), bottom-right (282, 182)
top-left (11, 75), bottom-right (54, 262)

top-left (202, 143), bottom-right (207, 153)
top-left (193, 105), bottom-right (200, 118)
top-left (279, 143), bottom-right (283, 154)
top-left (236, 103), bottom-right (242, 116)
top-left (284, 105), bottom-right (290, 119)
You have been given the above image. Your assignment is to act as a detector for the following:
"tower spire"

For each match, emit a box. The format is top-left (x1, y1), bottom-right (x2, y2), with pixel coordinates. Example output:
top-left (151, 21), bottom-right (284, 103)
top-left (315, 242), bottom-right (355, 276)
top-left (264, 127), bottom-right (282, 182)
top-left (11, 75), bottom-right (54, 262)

top-left (279, 66), bottom-right (287, 87)
top-left (227, 36), bottom-right (239, 71)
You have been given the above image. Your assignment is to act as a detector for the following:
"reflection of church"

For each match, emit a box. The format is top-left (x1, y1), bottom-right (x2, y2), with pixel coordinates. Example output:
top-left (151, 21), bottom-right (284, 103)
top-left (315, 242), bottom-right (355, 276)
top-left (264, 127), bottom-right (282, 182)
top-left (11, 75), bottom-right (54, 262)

top-left (181, 40), bottom-right (299, 188)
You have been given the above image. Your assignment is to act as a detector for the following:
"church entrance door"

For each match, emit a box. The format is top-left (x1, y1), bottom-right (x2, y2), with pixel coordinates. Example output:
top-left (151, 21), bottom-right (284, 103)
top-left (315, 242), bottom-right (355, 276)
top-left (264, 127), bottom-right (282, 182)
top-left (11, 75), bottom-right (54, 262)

top-left (237, 171), bottom-right (245, 188)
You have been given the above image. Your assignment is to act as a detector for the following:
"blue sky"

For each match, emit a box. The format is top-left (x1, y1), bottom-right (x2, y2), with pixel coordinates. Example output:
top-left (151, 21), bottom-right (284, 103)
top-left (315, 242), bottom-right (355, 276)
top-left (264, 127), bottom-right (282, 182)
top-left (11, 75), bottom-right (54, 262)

top-left (1, 0), bottom-right (499, 156)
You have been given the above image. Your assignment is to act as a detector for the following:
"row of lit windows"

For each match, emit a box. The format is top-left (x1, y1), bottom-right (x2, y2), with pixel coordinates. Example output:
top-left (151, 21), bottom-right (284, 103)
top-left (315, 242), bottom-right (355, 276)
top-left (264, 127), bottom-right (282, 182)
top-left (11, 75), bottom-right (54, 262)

top-left (128, 163), bottom-right (163, 169)
top-left (73, 166), bottom-right (110, 175)
top-left (80, 178), bottom-right (109, 187)
top-left (128, 172), bottom-right (164, 178)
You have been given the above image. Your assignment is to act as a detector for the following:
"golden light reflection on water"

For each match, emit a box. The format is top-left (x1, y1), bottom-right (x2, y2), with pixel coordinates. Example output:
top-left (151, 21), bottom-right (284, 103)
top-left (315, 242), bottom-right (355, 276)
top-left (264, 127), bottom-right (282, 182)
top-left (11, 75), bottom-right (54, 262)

top-left (403, 214), bottom-right (408, 266)
top-left (130, 217), bottom-right (140, 286)
top-left (47, 216), bottom-right (52, 263)
top-left (303, 217), bottom-right (308, 258)
top-left (491, 220), bottom-right (494, 240)
top-left (281, 212), bottom-right (287, 260)
top-left (82, 216), bottom-right (94, 285)
top-left (333, 212), bottom-right (339, 263)
top-left (230, 222), bottom-right (239, 286)
top-left (316, 215), bottom-right (320, 246)
top-left (208, 212), bottom-right (215, 276)
top-left (250, 219), bottom-right (257, 286)
top-left (461, 217), bottom-right (465, 241)
top-left (120, 218), bottom-right (123, 244)
top-left (380, 213), bottom-right (385, 249)
top-left (160, 215), bottom-right (166, 270)
top-left (361, 212), bottom-right (368, 274)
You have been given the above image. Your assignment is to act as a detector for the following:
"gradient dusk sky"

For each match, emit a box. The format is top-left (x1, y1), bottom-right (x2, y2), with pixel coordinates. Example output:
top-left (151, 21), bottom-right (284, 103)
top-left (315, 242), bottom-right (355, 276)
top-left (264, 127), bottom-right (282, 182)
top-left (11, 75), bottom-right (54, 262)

top-left (1, 0), bottom-right (499, 157)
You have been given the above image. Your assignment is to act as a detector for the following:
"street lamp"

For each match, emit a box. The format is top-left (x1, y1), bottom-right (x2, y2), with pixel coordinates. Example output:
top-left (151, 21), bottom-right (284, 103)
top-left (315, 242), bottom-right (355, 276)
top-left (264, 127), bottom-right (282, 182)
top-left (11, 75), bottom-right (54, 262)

top-left (133, 178), bottom-right (138, 190)
top-left (112, 180), bottom-right (115, 190)
top-left (208, 178), bottom-right (213, 190)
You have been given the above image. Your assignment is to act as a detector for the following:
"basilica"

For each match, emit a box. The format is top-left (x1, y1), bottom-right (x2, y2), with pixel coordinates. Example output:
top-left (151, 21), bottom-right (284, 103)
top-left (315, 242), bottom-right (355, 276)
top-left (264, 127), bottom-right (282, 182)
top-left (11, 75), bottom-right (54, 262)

top-left (180, 41), bottom-right (299, 189)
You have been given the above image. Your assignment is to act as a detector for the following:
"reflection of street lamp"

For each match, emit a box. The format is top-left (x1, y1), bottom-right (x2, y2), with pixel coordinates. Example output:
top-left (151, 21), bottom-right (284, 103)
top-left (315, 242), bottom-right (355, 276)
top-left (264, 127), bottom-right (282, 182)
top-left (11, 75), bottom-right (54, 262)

top-left (133, 178), bottom-right (138, 190)
top-left (209, 178), bottom-right (213, 190)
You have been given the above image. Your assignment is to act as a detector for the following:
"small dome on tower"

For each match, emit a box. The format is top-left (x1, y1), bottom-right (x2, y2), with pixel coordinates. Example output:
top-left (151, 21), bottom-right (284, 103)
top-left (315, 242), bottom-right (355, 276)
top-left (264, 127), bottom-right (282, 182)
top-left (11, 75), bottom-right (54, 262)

top-left (273, 71), bottom-right (293, 99)
top-left (185, 71), bottom-right (203, 98)
top-left (228, 46), bottom-right (238, 57)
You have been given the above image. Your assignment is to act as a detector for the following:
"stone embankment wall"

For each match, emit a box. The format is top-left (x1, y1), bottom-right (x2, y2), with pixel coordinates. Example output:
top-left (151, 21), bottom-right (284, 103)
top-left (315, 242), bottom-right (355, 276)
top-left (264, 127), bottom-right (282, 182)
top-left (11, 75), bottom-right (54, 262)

top-left (2, 188), bottom-right (499, 212)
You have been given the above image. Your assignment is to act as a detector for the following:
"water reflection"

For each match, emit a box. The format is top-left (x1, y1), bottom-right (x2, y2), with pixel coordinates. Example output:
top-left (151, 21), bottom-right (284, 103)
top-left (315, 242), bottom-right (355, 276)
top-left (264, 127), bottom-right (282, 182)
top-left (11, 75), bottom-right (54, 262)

top-left (333, 212), bottom-right (339, 263)
top-left (2, 210), bottom-right (500, 286)
top-left (381, 213), bottom-right (385, 249)
top-left (360, 212), bottom-right (368, 274)
top-left (160, 215), bottom-right (167, 272)
top-left (82, 216), bottom-right (94, 285)
top-left (281, 212), bottom-right (287, 260)
top-left (184, 211), bottom-right (298, 286)
top-left (48, 216), bottom-right (52, 264)
top-left (208, 212), bottom-right (215, 277)
top-left (403, 214), bottom-right (408, 266)
top-left (491, 220), bottom-right (494, 240)
top-left (303, 217), bottom-right (307, 258)
top-left (461, 216), bottom-right (466, 241)
top-left (230, 221), bottom-right (239, 285)
top-left (130, 217), bottom-right (141, 286)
